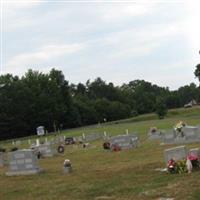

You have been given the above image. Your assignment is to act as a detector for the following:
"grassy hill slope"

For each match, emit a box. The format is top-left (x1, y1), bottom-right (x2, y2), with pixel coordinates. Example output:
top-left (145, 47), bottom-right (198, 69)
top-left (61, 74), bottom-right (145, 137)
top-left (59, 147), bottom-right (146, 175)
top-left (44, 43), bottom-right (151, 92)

top-left (0, 106), bottom-right (200, 200)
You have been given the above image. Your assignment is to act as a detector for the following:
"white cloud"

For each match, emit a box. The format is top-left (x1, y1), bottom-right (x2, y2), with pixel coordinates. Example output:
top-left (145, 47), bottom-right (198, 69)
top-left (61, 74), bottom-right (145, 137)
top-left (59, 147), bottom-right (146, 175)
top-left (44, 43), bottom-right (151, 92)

top-left (3, 0), bottom-right (43, 12)
top-left (100, 3), bottom-right (154, 22)
top-left (5, 43), bottom-right (85, 74)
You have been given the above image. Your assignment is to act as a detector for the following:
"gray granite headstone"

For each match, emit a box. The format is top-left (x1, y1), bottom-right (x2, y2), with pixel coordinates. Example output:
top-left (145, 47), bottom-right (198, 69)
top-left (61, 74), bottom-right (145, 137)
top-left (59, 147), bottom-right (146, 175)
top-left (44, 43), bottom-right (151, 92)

top-left (33, 143), bottom-right (56, 157)
top-left (182, 126), bottom-right (200, 142)
top-left (164, 146), bottom-right (187, 164)
top-left (162, 126), bottom-right (200, 145)
top-left (6, 149), bottom-right (43, 176)
top-left (84, 133), bottom-right (102, 142)
top-left (162, 130), bottom-right (176, 144)
top-left (148, 128), bottom-right (162, 140)
top-left (109, 134), bottom-right (139, 150)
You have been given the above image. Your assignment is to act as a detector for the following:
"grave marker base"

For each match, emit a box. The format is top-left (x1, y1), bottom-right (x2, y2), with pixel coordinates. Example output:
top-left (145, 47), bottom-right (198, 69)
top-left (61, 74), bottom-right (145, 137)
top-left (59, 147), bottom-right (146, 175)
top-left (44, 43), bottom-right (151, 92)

top-left (6, 168), bottom-right (44, 176)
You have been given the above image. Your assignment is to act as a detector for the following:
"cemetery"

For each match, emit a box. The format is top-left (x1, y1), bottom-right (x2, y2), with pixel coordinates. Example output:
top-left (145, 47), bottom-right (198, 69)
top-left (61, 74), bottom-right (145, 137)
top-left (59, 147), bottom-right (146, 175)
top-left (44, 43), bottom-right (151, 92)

top-left (0, 107), bottom-right (200, 199)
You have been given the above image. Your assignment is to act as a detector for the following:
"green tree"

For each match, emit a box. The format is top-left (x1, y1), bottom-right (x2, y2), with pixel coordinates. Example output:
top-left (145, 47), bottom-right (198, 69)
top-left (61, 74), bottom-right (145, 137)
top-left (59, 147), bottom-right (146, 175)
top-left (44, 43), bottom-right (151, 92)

top-left (155, 97), bottom-right (168, 119)
top-left (194, 64), bottom-right (200, 82)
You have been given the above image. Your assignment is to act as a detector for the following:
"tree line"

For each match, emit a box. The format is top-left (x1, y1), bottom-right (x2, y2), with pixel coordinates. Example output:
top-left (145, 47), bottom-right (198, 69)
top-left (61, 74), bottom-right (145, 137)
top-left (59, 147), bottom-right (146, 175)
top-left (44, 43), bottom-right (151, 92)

top-left (0, 65), bottom-right (200, 140)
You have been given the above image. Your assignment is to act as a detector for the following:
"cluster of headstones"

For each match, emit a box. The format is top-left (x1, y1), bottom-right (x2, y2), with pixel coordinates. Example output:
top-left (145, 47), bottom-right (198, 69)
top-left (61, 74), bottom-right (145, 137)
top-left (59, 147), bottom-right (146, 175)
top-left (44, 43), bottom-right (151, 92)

top-left (162, 126), bottom-right (200, 145)
top-left (148, 125), bottom-right (200, 145)
top-left (1, 130), bottom-right (140, 176)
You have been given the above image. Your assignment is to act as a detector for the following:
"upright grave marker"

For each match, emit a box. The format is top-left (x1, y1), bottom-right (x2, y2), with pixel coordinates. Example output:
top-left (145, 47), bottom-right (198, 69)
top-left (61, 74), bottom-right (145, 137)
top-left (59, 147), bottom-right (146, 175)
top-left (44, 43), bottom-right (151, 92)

top-left (6, 149), bottom-right (43, 176)
top-left (109, 134), bottom-right (139, 150)
top-left (83, 133), bottom-right (103, 142)
top-left (164, 146), bottom-right (187, 164)
top-left (33, 143), bottom-right (56, 158)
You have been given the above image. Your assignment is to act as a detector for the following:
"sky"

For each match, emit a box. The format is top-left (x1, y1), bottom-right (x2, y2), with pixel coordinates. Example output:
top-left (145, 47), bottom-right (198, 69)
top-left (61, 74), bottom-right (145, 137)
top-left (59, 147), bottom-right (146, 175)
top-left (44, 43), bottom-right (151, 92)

top-left (1, 0), bottom-right (200, 90)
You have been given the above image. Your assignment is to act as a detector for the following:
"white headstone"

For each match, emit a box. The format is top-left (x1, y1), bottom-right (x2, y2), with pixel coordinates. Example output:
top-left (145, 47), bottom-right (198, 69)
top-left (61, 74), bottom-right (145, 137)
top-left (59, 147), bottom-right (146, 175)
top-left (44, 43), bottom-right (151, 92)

top-left (36, 139), bottom-right (40, 146)
top-left (104, 131), bottom-right (107, 137)
top-left (36, 126), bottom-right (45, 136)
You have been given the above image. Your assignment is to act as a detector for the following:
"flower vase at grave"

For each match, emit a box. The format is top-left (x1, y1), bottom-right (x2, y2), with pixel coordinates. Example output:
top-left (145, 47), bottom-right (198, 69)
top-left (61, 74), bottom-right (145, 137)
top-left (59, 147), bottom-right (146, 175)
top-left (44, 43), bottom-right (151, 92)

top-left (63, 159), bottom-right (72, 174)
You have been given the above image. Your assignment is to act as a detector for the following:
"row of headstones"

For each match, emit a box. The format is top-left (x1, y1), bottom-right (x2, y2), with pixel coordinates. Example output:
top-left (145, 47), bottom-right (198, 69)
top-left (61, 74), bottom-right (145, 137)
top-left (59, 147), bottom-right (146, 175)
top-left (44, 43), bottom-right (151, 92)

top-left (164, 145), bottom-right (199, 164)
top-left (10, 128), bottom-right (132, 149)
top-left (2, 134), bottom-right (139, 176)
top-left (11, 132), bottom-right (106, 147)
top-left (148, 125), bottom-right (200, 145)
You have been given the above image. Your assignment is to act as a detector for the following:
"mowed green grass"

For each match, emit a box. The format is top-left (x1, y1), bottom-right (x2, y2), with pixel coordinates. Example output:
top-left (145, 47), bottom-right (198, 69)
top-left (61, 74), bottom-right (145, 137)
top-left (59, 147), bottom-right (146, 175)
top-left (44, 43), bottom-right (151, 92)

top-left (0, 107), bottom-right (200, 200)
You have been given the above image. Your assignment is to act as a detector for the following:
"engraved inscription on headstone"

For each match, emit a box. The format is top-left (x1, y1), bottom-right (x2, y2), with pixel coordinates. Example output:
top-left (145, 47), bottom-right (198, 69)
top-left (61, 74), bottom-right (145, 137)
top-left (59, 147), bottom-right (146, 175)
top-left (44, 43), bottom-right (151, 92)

top-left (6, 149), bottom-right (43, 176)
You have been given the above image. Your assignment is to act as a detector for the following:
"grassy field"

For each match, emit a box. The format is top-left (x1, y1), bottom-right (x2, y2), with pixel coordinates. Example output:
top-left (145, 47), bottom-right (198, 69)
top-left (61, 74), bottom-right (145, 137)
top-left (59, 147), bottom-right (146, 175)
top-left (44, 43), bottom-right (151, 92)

top-left (0, 106), bottom-right (200, 200)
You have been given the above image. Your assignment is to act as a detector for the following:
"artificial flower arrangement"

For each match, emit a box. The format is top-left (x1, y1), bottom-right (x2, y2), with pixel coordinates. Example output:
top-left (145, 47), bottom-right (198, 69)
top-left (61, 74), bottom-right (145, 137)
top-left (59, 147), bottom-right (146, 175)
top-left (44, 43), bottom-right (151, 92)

top-left (174, 121), bottom-right (186, 132)
top-left (167, 153), bottom-right (200, 174)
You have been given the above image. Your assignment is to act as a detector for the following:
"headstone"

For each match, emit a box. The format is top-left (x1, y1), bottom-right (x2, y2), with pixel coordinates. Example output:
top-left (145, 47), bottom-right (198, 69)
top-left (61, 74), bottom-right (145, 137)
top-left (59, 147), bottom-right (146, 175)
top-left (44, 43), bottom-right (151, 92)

top-left (109, 134), bottom-right (139, 150)
top-left (103, 131), bottom-right (110, 140)
top-left (6, 149), bottom-right (43, 176)
top-left (0, 153), bottom-right (5, 167)
top-left (28, 139), bottom-right (31, 145)
top-left (162, 130), bottom-right (176, 144)
top-left (164, 146), bottom-right (187, 164)
top-left (126, 129), bottom-right (129, 135)
top-left (36, 126), bottom-right (45, 136)
top-left (84, 133), bottom-right (102, 142)
top-left (182, 126), bottom-right (200, 142)
top-left (36, 139), bottom-right (40, 146)
top-left (148, 127), bottom-right (162, 140)
top-left (34, 143), bottom-right (56, 157)
top-left (15, 140), bottom-right (21, 146)
top-left (12, 141), bottom-right (15, 145)
top-left (162, 125), bottom-right (200, 145)
top-left (45, 137), bottom-right (48, 143)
